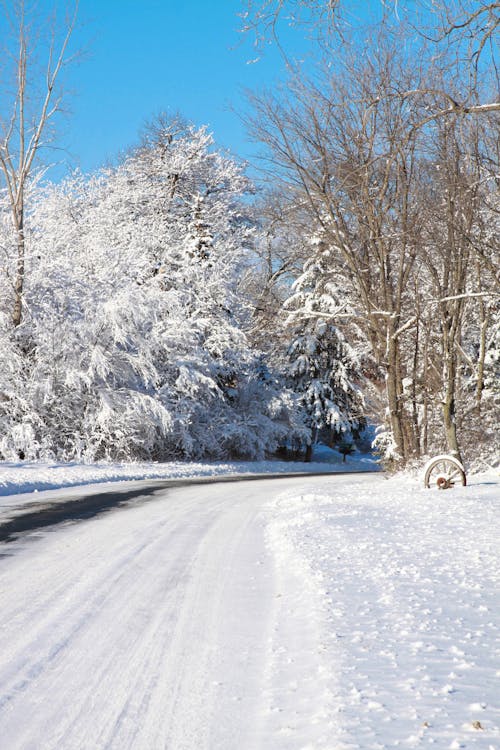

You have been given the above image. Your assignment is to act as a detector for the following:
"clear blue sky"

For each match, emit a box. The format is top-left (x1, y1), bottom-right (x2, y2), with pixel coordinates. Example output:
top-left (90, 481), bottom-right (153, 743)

top-left (57, 0), bottom-right (294, 176)
top-left (7, 1), bottom-right (428, 180)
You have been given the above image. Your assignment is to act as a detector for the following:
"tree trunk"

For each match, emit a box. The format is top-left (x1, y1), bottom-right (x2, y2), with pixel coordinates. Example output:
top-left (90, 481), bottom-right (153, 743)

top-left (475, 316), bottom-right (488, 415)
top-left (386, 335), bottom-right (406, 461)
top-left (12, 209), bottom-right (25, 327)
top-left (442, 346), bottom-right (463, 463)
top-left (475, 262), bottom-right (489, 415)
top-left (442, 392), bottom-right (462, 462)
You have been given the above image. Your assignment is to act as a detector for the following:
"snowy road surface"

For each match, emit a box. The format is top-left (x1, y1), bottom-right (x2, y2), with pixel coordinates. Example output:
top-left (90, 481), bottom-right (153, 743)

top-left (0, 472), bottom-right (498, 749)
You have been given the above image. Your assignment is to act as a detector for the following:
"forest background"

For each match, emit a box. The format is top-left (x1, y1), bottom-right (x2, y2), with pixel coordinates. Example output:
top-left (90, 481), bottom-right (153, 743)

top-left (0, 0), bottom-right (498, 469)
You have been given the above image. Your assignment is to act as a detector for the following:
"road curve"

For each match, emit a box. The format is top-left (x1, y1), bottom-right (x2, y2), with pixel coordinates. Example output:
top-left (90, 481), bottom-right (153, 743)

top-left (0, 469), bottom-right (377, 543)
top-left (0, 474), bottom-right (376, 750)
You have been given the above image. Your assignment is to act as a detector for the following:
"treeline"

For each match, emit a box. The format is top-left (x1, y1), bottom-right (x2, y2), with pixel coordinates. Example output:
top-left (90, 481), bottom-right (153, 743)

top-left (0, 1), bottom-right (498, 467)
top-left (0, 121), bottom-right (364, 462)
top-left (244, 12), bottom-right (500, 469)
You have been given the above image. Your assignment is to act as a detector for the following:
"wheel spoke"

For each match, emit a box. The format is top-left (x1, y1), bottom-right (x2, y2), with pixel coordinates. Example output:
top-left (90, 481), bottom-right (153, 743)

top-left (424, 456), bottom-right (466, 488)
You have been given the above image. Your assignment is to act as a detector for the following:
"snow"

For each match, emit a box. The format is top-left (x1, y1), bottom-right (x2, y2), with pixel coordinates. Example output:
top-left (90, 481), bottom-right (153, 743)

top-left (0, 448), bottom-right (377, 514)
top-left (265, 473), bottom-right (500, 748)
top-left (0, 466), bottom-right (498, 749)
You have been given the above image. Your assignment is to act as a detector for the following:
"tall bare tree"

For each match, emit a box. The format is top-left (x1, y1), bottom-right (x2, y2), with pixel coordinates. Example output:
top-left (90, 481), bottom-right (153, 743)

top-left (241, 0), bottom-right (500, 115)
top-left (248, 40), bottom-right (432, 461)
top-left (0, 0), bottom-right (78, 327)
top-left (242, 0), bottom-right (499, 465)
top-left (247, 20), bottom-right (500, 464)
top-left (427, 113), bottom-right (500, 460)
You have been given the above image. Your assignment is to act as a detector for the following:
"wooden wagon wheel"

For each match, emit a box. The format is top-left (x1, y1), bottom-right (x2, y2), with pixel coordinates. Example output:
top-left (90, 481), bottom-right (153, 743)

top-left (423, 455), bottom-right (467, 489)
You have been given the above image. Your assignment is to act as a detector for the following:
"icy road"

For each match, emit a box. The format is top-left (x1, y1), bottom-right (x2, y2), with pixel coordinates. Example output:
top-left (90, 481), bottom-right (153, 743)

top-left (0, 472), bottom-right (498, 749)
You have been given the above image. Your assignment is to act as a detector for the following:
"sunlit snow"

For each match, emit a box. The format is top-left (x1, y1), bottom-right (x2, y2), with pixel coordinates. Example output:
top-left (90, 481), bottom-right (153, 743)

top-left (0, 465), bottom-right (498, 749)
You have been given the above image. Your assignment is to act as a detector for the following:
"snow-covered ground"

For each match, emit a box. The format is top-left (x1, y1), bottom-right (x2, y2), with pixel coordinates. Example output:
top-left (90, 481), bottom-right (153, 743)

top-left (0, 447), bottom-right (376, 516)
top-left (0, 468), bottom-right (498, 749)
top-left (266, 472), bottom-right (500, 749)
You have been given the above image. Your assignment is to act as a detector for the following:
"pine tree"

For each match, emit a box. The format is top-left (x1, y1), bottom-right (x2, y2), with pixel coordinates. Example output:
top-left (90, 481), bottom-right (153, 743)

top-left (287, 317), bottom-right (365, 460)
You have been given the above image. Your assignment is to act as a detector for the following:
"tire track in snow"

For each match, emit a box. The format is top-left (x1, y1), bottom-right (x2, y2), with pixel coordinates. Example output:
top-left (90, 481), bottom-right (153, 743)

top-left (0, 490), bottom-right (220, 749)
top-left (1, 475), bottom-right (342, 749)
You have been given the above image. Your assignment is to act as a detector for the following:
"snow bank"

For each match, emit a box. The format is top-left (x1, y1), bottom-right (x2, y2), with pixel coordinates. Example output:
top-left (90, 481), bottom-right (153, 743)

top-left (264, 472), bottom-right (500, 748)
top-left (0, 449), bottom-right (377, 501)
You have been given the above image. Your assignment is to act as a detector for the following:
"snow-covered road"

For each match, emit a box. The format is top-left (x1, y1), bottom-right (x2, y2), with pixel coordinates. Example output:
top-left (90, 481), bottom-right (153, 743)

top-left (0, 472), bottom-right (498, 749)
top-left (0, 475), bottom-right (332, 750)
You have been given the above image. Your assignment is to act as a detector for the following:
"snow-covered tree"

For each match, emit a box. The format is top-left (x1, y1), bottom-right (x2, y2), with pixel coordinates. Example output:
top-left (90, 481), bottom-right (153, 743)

top-left (0, 121), bottom-right (300, 462)
top-left (282, 242), bottom-right (367, 459)
top-left (287, 318), bottom-right (364, 457)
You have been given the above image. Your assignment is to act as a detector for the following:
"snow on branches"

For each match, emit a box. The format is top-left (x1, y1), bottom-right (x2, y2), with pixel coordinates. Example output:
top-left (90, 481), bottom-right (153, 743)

top-left (0, 123), bottom-right (297, 462)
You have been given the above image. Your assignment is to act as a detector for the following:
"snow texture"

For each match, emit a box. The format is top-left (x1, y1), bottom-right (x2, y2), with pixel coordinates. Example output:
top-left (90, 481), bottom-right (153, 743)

top-left (0, 448), bottom-right (376, 508)
top-left (0, 468), bottom-right (498, 749)
top-left (0, 125), bottom-right (308, 463)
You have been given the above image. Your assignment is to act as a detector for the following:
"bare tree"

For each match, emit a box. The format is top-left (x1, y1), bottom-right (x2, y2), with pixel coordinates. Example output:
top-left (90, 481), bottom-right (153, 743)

top-left (413, 104), bottom-right (500, 464)
top-left (244, 192), bottom-right (310, 350)
top-left (240, 0), bottom-right (500, 115)
top-left (0, 0), bottom-right (79, 327)
top-left (247, 21), bottom-right (500, 464)
top-left (248, 41), bottom-right (432, 461)
top-left (424, 1), bottom-right (500, 72)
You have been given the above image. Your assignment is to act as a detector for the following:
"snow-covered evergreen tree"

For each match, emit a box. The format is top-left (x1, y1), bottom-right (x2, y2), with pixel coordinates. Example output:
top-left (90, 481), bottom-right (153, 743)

top-left (287, 318), bottom-right (365, 455)
top-left (283, 239), bottom-right (367, 457)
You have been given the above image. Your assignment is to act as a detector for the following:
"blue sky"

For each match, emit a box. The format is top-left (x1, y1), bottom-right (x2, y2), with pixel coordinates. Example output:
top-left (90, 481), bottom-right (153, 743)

top-left (30, 0), bottom-right (396, 180)
top-left (56, 0), bottom-right (295, 177)
top-left (7, 2), bottom-right (437, 181)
